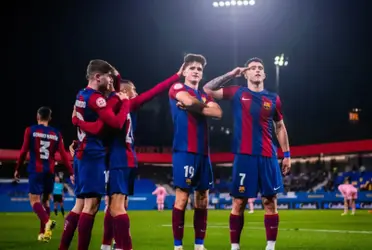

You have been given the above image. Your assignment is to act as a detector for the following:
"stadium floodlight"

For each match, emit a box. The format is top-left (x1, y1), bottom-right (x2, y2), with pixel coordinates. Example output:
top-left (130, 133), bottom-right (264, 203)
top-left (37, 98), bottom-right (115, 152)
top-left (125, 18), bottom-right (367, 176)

top-left (274, 54), bottom-right (289, 94)
top-left (274, 53), bottom-right (288, 67)
top-left (212, 0), bottom-right (255, 7)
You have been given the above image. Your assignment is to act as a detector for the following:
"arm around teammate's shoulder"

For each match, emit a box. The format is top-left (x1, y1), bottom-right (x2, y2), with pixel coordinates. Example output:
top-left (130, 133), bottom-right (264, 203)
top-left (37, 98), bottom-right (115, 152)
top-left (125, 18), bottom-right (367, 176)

top-left (89, 92), bottom-right (129, 129)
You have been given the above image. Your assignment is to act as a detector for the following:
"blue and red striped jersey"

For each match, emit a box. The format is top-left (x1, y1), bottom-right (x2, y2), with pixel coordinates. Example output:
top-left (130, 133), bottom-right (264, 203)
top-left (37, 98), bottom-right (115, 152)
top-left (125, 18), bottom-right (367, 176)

top-left (105, 92), bottom-right (137, 168)
top-left (108, 112), bottom-right (138, 168)
top-left (75, 74), bottom-right (180, 168)
top-left (74, 87), bottom-right (107, 159)
top-left (15, 124), bottom-right (72, 174)
top-left (223, 86), bottom-right (283, 157)
top-left (107, 74), bottom-right (180, 168)
top-left (169, 83), bottom-right (213, 155)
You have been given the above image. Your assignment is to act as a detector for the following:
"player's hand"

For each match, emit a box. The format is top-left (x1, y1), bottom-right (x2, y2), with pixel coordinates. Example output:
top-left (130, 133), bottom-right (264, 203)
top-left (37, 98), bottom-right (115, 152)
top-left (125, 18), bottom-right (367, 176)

top-left (70, 175), bottom-right (75, 185)
top-left (112, 68), bottom-right (119, 76)
top-left (228, 67), bottom-right (249, 77)
top-left (176, 101), bottom-right (187, 110)
top-left (72, 105), bottom-right (77, 118)
top-left (116, 92), bottom-right (129, 101)
top-left (13, 170), bottom-right (20, 182)
top-left (176, 63), bottom-right (185, 77)
top-left (282, 157), bottom-right (291, 175)
top-left (107, 82), bottom-right (115, 93)
top-left (69, 142), bottom-right (76, 157)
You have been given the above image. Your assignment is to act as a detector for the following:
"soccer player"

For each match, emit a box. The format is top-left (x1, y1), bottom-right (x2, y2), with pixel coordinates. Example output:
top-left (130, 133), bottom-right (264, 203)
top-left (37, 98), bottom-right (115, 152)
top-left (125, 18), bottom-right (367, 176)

top-left (338, 178), bottom-right (358, 216)
top-left (169, 53), bottom-right (222, 250)
top-left (152, 184), bottom-right (168, 211)
top-left (60, 59), bottom-right (129, 250)
top-left (247, 198), bottom-right (256, 214)
top-left (14, 106), bottom-right (73, 242)
top-left (76, 66), bottom-right (183, 250)
top-left (203, 57), bottom-right (291, 250)
top-left (53, 176), bottom-right (65, 216)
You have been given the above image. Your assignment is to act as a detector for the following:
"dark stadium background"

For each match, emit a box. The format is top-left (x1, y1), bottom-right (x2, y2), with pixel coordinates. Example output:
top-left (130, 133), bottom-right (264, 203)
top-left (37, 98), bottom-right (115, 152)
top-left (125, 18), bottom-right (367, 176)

top-left (3, 0), bottom-right (371, 150)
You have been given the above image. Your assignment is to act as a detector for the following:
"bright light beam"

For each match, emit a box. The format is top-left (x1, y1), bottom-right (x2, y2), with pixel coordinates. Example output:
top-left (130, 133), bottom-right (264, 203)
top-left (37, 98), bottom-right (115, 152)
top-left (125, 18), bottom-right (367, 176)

top-left (274, 53), bottom-right (288, 67)
top-left (212, 0), bottom-right (255, 7)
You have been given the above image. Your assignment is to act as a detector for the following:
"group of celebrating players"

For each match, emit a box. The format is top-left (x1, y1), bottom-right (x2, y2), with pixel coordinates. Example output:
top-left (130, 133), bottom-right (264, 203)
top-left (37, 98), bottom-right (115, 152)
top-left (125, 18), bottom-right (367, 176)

top-left (15, 54), bottom-right (291, 250)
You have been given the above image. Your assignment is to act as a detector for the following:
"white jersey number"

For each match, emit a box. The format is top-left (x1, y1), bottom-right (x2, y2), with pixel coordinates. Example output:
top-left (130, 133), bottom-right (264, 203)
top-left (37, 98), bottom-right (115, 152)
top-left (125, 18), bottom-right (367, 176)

top-left (104, 170), bottom-right (109, 184)
top-left (76, 111), bottom-right (86, 142)
top-left (125, 114), bottom-right (134, 144)
top-left (239, 173), bottom-right (246, 186)
top-left (40, 140), bottom-right (51, 160)
top-left (184, 165), bottom-right (195, 178)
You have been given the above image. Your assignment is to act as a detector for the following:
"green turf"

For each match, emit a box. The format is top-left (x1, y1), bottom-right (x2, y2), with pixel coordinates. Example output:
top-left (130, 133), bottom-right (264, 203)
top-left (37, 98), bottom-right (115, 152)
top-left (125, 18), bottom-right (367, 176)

top-left (0, 210), bottom-right (371, 249)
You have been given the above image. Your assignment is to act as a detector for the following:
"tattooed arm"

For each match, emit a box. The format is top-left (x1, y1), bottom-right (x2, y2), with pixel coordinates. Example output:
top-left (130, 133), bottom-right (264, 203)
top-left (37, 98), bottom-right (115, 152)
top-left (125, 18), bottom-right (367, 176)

top-left (203, 67), bottom-right (247, 100)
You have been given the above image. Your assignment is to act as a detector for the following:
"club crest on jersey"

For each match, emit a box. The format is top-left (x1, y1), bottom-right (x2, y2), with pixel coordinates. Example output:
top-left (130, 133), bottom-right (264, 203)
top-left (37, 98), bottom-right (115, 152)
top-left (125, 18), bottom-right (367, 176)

top-left (239, 186), bottom-right (245, 193)
top-left (186, 178), bottom-right (192, 185)
top-left (96, 97), bottom-right (107, 108)
top-left (173, 83), bottom-right (183, 90)
top-left (263, 101), bottom-right (271, 110)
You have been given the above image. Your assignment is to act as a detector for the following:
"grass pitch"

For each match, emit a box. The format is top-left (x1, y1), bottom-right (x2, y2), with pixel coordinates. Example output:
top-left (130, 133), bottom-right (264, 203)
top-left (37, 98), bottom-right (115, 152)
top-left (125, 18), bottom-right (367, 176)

top-left (0, 210), bottom-right (371, 249)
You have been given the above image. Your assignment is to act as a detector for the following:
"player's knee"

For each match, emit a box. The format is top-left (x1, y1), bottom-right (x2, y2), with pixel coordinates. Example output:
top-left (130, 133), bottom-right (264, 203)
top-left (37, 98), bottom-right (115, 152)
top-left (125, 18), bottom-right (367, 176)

top-left (174, 188), bottom-right (189, 210)
top-left (232, 198), bottom-right (247, 215)
top-left (194, 190), bottom-right (209, 209)
top-left (29, 194), bottom-right (40, 206)
top-left (82, 198), bottom-right (100, 215)
top-left (262, 196), bottom-right (277, 214)
top-left (71, 198), bottom-right (84, 213)
top-left (110, 194), bottom-right (126, 216)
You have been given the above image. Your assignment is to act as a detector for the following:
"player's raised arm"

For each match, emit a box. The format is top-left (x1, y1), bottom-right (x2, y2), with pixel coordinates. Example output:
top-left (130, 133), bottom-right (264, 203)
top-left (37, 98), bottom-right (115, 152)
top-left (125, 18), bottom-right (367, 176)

top-left (169, 83), bottom-right (206, 113)
top-left (203, 67), bottom-right (248, 100)
top-left (130, 73), bottom-right (181, 111)
top-left (274, 95), bottom-right (291, 175)
top-left (88, 92), bottom-right (130, 129)
top-left (15, 127), bottom-right (31, 176)
top-left (57, 134), bottom-right (73, 176)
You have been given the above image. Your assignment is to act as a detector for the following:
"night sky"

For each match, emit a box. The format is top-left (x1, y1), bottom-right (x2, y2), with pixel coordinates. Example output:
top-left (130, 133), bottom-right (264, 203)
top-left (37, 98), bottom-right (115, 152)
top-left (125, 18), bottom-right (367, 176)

top-left (4, 0), bottom-right (372, 150)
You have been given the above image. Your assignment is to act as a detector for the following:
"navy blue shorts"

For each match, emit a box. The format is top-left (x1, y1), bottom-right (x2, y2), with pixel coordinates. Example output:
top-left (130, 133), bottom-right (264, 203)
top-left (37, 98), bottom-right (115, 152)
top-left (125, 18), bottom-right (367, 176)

top-left (28, 172), bottom-right (54, 195)
top-left (172, 151), bottom-right (213, 191)
top-left (107, 168), bottom-right (136, 196)
top-left (76, 154), bottom-right (106, 198)
top-left (230, 154), bottom-right (283, 198)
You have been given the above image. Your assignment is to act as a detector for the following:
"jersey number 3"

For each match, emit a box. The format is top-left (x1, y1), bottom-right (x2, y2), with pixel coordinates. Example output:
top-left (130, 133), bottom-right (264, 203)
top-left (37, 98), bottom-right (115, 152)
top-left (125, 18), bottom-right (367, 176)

top-left (40, 140), bottom-right (50, 160)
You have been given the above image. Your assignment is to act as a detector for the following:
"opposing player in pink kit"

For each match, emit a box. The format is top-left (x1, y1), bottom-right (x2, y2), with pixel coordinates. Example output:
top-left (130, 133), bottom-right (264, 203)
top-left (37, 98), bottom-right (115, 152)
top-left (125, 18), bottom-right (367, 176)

top-left (152, 185), bottom-right (167, 211)
top-left (338, 178), bottom-right (358, 216)
top-left (247, 198), bottom-right (256, 214)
